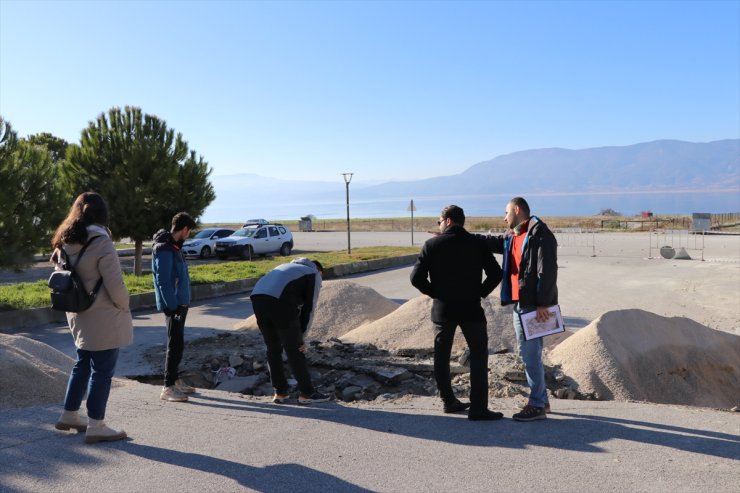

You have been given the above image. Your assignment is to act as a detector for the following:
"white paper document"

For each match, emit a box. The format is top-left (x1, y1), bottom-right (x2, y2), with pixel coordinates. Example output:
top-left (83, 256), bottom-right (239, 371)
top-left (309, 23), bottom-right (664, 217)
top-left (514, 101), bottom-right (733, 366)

top-left (519, 305), bottom-right (566, 340)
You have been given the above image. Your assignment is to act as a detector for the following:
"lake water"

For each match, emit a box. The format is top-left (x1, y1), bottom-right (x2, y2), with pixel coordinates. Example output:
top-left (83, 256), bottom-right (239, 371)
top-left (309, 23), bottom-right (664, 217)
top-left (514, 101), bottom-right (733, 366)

top-left (202, 189), bottom-right (740, 222)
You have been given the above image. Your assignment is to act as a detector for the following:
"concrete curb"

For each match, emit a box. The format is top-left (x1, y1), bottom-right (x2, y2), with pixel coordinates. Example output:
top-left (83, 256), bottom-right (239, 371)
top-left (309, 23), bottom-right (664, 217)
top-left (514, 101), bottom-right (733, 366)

top-left (0, 254), bottom-right (417, 331)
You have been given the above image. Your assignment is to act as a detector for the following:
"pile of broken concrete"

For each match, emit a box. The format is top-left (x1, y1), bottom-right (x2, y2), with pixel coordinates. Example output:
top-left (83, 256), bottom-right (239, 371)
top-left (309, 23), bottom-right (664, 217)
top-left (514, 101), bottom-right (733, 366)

top-left (158, 330), bottom-right (575, 404)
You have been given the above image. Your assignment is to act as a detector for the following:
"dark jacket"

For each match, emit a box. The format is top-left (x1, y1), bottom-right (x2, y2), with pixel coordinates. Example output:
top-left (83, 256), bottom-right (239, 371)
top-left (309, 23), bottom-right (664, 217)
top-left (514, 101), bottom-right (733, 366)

top-left (479, 216), bottom-right (558, 307)
top-left (410, 225), bottom-right (502, 324)
top-left (152, 229), bottom-right (191, 312)
top-left (251, 261), bottom-right (322, 333)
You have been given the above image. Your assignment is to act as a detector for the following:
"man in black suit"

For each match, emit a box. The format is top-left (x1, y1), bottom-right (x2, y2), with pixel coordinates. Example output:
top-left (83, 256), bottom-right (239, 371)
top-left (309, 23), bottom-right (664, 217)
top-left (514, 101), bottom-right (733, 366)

top-left (410, 205), bottom-right (504, 421)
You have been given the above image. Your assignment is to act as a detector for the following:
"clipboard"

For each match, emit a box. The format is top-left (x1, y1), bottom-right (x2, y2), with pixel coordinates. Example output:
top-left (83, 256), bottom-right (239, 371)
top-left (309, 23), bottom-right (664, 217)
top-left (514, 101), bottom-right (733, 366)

top-left (519, 305), bottom-right (566, 341)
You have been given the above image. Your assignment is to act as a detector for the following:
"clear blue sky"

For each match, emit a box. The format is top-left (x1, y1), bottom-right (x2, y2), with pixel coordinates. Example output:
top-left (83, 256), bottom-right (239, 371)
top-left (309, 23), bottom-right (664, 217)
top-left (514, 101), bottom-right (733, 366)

top-left (1, 0), bottom-right (738, 184)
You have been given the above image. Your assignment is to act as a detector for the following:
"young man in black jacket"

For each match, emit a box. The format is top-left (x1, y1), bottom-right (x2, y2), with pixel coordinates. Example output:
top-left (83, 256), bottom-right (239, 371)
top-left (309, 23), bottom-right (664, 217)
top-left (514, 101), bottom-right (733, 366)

top-left (479, 197), bottom-right (558, 421)
top-left (410, 205), bottom-right (504, 421)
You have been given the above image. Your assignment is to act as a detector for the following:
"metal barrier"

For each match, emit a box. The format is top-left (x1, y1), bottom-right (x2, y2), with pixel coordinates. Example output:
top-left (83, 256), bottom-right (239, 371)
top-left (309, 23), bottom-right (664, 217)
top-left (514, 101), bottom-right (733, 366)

top-left (485, 228), bottom-right (711, 260)
top-left (486, 228), bottom-right (598, 257)
top-left (554, 228), bottom-right (596, 257)
top-left (649, 229), bottom-right (705, 261)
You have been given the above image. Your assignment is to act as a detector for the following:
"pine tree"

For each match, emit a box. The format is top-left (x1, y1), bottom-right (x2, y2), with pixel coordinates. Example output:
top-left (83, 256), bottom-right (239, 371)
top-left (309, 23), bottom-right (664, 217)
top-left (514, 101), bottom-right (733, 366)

top-left (65, 106), bottom-right (216, 275)
top-left (0, 118), bottom-right (68, 268)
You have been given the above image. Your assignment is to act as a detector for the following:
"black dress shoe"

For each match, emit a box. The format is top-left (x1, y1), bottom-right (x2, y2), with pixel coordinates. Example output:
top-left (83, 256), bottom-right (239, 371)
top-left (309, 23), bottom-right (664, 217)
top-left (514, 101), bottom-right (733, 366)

top-left (443, 399), bottom-right (471, 414)
top-left (468, 409), bottom-right (504, 421)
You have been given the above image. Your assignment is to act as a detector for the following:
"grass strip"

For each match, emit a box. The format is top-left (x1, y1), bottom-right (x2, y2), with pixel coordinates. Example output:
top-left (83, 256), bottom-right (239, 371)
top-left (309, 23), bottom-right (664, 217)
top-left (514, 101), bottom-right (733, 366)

top-left (0, 246), bottom-right (418, 311)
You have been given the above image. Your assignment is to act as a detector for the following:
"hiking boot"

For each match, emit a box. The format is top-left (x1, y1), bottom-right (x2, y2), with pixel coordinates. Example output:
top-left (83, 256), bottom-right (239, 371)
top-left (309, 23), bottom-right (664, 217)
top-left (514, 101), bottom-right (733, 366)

top-left (160, 385), bottom-right (188, 402)
top-left (272, 393), bottom-right (291, 404)
top-left (467, 409), bottom-right (504, 421)
top-left (443, 399), bottom-right (471, 414)
top-left (513, 404), bottom-right (547, 421)
top-left (176, 384), bottom-right (196, 395)
top-left (298, 392), bottom-right (331, 404)
top-left (85, 419), bottom-right (127, 444)
top-left (55, 409), bottom-right (87, 432)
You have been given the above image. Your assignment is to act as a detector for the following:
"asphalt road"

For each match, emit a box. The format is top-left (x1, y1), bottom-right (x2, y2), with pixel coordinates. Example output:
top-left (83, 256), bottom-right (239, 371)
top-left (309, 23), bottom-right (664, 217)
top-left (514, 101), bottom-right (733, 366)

top-left (2, 354), bottom-right (739, 492)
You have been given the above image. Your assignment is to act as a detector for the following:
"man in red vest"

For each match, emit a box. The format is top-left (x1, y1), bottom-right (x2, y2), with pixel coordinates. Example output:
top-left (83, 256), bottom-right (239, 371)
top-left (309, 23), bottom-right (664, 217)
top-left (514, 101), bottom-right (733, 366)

top-left (480, 197), bottom-right (558, 421)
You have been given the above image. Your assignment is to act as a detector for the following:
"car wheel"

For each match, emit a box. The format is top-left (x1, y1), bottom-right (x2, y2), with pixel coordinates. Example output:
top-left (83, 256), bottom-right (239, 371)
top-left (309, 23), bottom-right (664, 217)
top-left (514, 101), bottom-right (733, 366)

top-left (280, 243), bottom-right (291, 256)
top-left (200, 246), bottom-right (211, 259)
top-left (240, 245), bottom-right (253, 260)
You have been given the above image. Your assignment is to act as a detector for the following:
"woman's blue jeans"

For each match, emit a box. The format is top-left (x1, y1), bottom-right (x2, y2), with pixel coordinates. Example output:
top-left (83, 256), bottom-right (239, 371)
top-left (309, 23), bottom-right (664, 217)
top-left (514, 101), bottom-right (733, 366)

top-left (512, 304), bottom-right (549, 408)
top-left (63, 347), bottom-right (119, 420)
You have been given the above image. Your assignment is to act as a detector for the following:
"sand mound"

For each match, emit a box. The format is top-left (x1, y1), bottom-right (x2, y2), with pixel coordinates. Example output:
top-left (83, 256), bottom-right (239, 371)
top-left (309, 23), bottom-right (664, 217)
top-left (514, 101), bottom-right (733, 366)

top-left (237, 280), bottom-right (400, 340)
top-left (341, 296), bottom-right (436, 350)
top-left (341, 295), bottom-right (518, 353)
top-left (0, 333), bottom-right (74, 410)
top-left (547, 309), bottom-right (740, 408)
top-left (236, 317), bottom-right (257, 332)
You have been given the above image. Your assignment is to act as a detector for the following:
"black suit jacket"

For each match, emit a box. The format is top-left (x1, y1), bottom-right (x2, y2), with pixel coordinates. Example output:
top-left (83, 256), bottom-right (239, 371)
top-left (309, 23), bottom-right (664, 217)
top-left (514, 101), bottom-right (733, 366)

top-left (410, 225), bottom-right (502, 324)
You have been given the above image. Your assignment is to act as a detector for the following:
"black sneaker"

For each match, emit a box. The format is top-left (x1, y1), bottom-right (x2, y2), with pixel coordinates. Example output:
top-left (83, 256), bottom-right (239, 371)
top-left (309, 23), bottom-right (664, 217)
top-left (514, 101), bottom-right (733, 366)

top-left (513, 404), bottom-right (547, 421)
top-left (467, 409), bottom-right (504, 421)
top-left (443, 399), bottom-right (471, 414)
top-left (298, 392), bottom-right (332, 404)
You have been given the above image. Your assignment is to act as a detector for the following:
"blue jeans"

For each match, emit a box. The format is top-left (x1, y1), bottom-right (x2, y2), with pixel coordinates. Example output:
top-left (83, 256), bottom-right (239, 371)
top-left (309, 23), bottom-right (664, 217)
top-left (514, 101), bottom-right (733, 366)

top-left (63, 348), bottom-right (119, 420)
top-left (512, 304), bottom-right (549, 408)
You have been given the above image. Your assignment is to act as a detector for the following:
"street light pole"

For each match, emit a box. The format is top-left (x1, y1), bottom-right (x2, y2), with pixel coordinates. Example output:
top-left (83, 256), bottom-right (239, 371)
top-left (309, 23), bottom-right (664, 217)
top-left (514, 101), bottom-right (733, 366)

top-left (342, 173), bottom-right (353, 254)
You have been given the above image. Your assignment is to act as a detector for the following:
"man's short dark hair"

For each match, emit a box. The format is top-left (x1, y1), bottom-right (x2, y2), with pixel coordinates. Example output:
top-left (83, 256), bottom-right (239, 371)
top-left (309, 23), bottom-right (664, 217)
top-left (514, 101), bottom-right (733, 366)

top-left (312, 260), bottom-right (324, 272)
top-left (509, 197), bottom-right (530, 217)
top-left (441, 205), bottom-right (465, 226)
top-left (172, 212), bottom-right (196, 232)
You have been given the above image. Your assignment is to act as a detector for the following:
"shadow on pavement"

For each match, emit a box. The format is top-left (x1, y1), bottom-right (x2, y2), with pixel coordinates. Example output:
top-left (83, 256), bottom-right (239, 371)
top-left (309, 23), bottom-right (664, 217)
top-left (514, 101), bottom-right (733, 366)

top-left (122, 443), bottom-right (374, 493)
top-left (0, 406), bottom-right (372, 493)
top-left (554, 411), bottom-right (740, 459)
top-left (562, 316), bottom-right (591, 329)
top-left (190, 395), bottom-right (740, 460)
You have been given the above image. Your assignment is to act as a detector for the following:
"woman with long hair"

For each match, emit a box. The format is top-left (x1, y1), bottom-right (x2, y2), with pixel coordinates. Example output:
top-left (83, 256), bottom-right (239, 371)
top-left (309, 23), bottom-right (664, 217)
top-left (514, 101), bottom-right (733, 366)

top-left (51, 192), bottom-right (133, 444)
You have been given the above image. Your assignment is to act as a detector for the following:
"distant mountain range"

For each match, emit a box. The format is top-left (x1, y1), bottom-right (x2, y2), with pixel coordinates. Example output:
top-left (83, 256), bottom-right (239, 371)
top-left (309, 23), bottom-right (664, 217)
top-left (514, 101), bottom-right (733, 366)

top-left (357, 139), bottom-right (740, 197)
top-left (205, 139), bottom-right (740, 221)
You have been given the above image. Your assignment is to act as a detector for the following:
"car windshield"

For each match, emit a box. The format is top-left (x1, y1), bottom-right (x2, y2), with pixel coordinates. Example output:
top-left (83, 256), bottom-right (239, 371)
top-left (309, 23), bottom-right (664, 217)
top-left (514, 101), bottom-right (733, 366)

top-left (231, 227), bottom-right (257, 238)
top-left (192, 229), bottom-right (216, 239)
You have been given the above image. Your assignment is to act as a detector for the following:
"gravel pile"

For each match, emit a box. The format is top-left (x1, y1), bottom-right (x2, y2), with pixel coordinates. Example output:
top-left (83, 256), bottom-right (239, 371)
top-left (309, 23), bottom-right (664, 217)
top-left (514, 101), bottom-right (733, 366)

top-left (236, 280), bottom-right (400, 341)
top-left (0, 333), bottom-right (73, 410)
top-left (547, 309), bottom-right (740, 409)
top-left (341, 294), bottom-right (517, 354)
